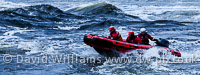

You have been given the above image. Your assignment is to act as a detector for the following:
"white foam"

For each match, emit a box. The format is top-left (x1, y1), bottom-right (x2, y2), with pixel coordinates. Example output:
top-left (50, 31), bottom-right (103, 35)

top-left (149, 61), bottom-right (174, 72)
top-left (119, 5), bottom-right (200, 22)
top-left (180, 50), bottom-right (200, 60)
top-left (3, 30), bottom-right (34, 36)
top-left (17, 41), bottom-right (57, 55)
top-left (54, 26), bottom-right (79, 30)
top-left (143, 47), bottom-right (161, 58)
top-left (0, 0), bottom-right (28, 10)
top-left (41, 46), bottom-right (59, 55)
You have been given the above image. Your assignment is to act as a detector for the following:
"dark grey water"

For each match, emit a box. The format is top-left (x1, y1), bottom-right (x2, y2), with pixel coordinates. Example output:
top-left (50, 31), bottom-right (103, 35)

top-left (0, 0), bottom-right (200, 74)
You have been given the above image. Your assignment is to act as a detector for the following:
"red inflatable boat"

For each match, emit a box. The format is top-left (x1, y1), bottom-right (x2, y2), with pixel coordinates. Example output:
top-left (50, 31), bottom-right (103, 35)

top-left (84, 34), bottom-right (181, 57)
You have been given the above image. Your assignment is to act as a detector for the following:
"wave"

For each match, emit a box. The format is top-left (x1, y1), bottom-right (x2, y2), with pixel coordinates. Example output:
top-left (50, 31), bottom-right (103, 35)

top-left (1, 2), bottom-right (187, 30)
top-left (0, 4), bottom-right (80, 19)
top-left (0, 2), bottom-right (144, 29)
top-left (0, 2), bottom-right (187, 31)
top-left (155, 10), bottom-right (200, 22)
top-left (66, 2), bottom-right (122, 15)
top-left (149, 20), bottom-right (185, 26)
top-left (0, 4), bottom-right (81, 28)
top-left (66, 2), bottom-right (143, 20)
top-left (64, 2), bottom-right (144, 30)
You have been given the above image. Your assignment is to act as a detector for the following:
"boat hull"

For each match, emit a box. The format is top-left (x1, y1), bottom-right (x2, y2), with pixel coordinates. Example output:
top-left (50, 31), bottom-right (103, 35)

top-left (84, 34), bottom-right (181, 57)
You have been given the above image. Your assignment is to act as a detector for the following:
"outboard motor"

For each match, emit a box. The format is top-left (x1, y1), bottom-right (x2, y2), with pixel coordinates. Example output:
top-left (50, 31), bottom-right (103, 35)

top-left (156, 38), bottom-right (169, 47)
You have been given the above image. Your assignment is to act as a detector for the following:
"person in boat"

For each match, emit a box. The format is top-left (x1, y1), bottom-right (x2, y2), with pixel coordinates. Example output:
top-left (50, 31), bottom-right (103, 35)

top-left (126, 31), bottom-right (142, 44)
top-left (108, 26), bottom-right (123, 41)
top-left (138, 28), bottom-right (157, 45)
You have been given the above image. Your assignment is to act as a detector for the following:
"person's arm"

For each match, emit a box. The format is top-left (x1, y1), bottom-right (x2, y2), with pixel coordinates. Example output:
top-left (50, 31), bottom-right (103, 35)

top-left (147, 34), bottom-right (158, 41)
top-left (126, 36), bottom-right (130, 43)
top-left (116, 32), bottom-right (121, 39)
top-left (147, 34), bottom-right (154, 41)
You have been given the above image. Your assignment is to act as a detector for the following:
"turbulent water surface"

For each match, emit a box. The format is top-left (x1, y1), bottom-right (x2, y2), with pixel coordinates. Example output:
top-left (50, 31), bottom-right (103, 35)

top-left (0, 0), bottom-right (200, 74)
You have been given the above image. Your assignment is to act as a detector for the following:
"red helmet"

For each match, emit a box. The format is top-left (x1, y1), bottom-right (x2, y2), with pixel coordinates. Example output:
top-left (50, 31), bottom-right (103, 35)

top-left (108, 26), bottom-right (115, 30)
top-left (128, 31), bottom-right (134, 35)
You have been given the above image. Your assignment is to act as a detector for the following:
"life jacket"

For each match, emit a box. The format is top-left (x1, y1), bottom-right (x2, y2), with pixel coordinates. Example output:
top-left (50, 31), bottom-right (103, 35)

top-left (126, 35), bottom-right (142, 44)
top-left (108, 31), bottom-right (123, 41)
top-left (138, 32), bottom-right (153, 45)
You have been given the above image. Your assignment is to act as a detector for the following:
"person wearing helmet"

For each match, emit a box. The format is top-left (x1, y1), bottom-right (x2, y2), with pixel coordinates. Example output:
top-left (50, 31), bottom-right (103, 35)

top-left (138, 28), bottom-right (157, 45)
top-left (108, 26), bottom-right (123, 41)
top-left (126, 31), bottom-right (142, 44)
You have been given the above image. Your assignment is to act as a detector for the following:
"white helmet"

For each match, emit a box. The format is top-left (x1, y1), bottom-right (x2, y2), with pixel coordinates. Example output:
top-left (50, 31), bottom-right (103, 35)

top-left (140, 28), bottom-right (146, 32)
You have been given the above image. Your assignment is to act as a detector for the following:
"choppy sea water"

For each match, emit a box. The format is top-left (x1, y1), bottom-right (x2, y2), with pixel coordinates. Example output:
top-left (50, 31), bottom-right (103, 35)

top-left (0, 0), bottom-right (200, 74)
